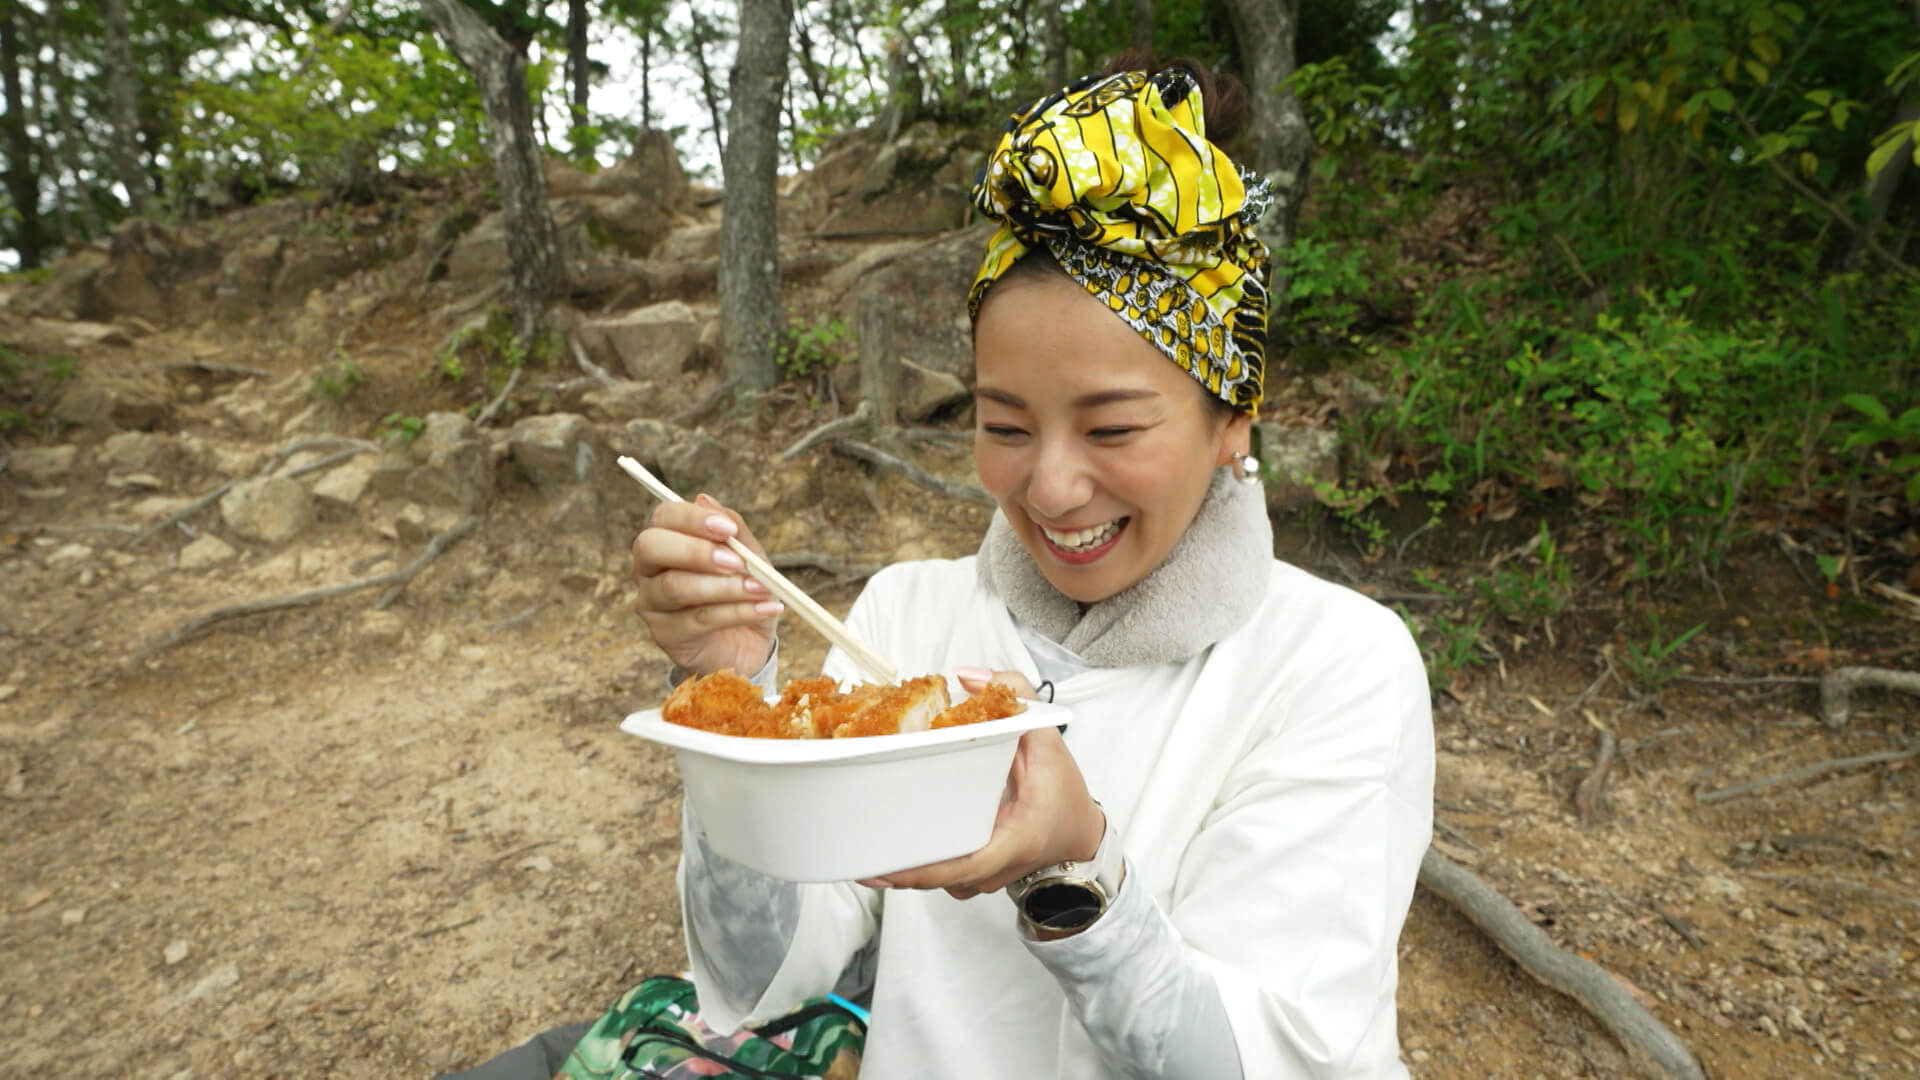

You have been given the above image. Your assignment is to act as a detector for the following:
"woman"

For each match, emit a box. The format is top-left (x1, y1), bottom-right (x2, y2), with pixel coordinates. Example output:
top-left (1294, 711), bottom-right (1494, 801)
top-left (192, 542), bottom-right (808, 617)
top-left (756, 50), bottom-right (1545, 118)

top-left (627, 60), bottom-right (1435, 1078)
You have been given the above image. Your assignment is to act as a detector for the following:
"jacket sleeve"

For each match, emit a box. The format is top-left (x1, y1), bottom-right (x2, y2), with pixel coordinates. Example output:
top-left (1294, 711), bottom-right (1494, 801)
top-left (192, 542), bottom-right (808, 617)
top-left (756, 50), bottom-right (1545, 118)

top-left (677, 597), bottom-right (893, 1033)
top-left (1031, 602), bottom-right (1434, 1077)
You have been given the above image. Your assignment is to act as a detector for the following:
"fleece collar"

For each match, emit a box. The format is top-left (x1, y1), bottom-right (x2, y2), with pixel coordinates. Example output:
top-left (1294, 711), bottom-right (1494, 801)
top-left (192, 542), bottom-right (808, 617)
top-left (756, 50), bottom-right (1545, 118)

top-left (976, 469), bottom-right (1272, 668)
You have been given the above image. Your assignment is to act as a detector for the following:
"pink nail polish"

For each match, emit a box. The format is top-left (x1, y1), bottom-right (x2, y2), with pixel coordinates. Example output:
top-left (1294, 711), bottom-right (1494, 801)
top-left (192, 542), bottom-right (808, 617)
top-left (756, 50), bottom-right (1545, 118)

top-left (713, 548), bottom-right (744, 571)
top-left (705, 515), bottom-right (737, 538)
top-left (743, 577), bottom-right (769, 595)
top-left (754, 601), bottom-right (784, 617)
top-left (955, 666), bottom-right (992, 683)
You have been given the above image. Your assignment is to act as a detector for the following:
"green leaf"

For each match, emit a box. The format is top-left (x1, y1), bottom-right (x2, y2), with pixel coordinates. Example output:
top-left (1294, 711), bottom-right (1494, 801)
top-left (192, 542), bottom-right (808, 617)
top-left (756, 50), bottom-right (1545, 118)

top-left (1751, 35), bottom-right (1782, 65)
top-left (1804, 89), bottom-right (1833, 107)
top-left (1840, 393), bottom-right (1890, 422)
top-left (1707, 88), bottom-right (1735, 112)
top-left (1866, 129), bottom-right (1913, 180)
top-left (1745, 59), bottom-right (1771, 86)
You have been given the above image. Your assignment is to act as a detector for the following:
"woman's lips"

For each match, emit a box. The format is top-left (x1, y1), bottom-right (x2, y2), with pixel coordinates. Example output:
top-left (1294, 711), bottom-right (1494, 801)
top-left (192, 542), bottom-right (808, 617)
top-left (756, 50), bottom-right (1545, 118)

top-left (1037, 517), bottom-right (1128, 565)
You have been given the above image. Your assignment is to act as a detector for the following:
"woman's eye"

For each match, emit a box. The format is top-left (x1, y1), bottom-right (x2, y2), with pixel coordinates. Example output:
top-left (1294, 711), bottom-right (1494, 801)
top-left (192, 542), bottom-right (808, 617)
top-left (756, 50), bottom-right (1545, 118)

top-left (981, 425), bottom-right (1027, 438)
top-left (1089, 427), bottom-right (1138, 439)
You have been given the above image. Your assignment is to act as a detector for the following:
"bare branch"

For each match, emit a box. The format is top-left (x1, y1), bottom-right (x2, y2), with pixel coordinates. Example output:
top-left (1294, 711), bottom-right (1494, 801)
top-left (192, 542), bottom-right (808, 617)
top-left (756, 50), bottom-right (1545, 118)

top-left (1695, 745), bottom-right (1919, 804)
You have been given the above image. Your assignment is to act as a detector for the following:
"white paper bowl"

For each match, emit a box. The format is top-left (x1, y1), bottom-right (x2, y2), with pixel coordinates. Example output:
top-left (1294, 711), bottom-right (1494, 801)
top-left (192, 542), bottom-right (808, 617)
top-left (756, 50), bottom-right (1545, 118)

top-left (621, 699), bottom-right (1069, 882)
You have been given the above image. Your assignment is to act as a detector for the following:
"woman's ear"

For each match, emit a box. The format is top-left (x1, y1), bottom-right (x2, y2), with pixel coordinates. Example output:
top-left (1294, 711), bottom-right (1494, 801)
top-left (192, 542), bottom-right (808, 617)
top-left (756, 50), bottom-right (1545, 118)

top-left (1214, 412), bottom-right (1253, 468)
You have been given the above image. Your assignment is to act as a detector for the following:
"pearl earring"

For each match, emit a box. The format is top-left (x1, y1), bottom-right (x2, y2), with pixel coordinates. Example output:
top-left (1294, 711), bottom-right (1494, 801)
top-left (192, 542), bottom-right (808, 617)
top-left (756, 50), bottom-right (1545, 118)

top-left (1231, 451), bottom-right (1261, 485)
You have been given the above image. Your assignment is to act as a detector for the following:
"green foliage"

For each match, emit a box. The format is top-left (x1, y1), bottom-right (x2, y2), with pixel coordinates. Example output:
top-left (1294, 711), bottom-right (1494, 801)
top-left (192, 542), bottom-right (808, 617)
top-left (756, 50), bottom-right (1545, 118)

top-left (378, 412), bottom-right (426, 444)
top-left (0, 344), bottom-right (77, 435)
top-left (1835, 393), bottom-right (1920, 504)
top-left (1620, 616), bottom-right (1706, 692)
top-left (311, 359), bottom-right (369, 402)
top-left (173, 26), bottom-right (488, 200)
top-left (1399, 607), bottom-right (1487, 692)
top-left (776, 316), bottom-right (851, 380)
top-left (1476, 524), bottom-right (1572, 626)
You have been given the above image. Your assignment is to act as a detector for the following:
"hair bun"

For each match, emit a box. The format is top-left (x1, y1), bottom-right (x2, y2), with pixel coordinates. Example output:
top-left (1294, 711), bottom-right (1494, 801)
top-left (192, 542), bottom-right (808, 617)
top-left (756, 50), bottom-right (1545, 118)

top-left (1100, 50), bottom-right (1249, 145)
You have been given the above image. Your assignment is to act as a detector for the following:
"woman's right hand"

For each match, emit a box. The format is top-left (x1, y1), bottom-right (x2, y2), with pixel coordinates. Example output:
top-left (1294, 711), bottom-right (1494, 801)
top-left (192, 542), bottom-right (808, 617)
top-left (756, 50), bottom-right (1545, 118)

top-left (630, 493), bottom-right (783, 677)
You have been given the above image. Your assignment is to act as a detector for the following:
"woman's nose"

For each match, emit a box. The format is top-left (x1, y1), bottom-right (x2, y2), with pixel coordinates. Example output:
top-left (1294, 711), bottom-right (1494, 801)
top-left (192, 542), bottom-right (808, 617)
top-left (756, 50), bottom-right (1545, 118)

top-left (1025, 439), bottom-right (1093, 519)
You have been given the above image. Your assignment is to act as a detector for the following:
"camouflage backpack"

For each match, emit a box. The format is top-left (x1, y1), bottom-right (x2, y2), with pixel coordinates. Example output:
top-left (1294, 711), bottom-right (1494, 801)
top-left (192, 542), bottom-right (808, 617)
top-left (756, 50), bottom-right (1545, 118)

top-left (555, 975), bottom-right (865, 1080)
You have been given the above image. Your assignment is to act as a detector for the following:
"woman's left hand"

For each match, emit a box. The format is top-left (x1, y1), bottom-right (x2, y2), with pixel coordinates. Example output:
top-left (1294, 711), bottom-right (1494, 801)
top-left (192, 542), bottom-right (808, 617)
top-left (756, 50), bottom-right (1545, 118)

top-left (858, 669), bottom-right (1105, 901)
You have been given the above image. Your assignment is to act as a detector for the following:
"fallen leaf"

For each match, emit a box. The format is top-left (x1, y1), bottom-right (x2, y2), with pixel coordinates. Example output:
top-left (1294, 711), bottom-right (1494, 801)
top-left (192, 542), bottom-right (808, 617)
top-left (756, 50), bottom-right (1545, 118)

top-left (17, 887), bottom-right (51, 912)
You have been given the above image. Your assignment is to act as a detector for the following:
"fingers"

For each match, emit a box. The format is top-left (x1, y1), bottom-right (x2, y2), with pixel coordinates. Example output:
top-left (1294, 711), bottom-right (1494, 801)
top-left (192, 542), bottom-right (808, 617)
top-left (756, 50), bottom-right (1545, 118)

top-left (954, 667), bottom-right (1038, 700)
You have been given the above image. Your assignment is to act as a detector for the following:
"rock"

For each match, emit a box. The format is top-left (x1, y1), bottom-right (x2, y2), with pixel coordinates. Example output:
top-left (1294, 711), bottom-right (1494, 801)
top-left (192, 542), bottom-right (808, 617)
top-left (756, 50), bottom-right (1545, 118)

top-left (272, 238), bottom-right (354, 303)
top-left (819, 187), bottom-right (969, 237)
top-left (457, 644), bottom-right (488, 664)
top-left (12, 250), bottom-right (107, 320)
top-left (55, 368), bottom-right (174, 431)
top-left (518, 854), bottom-right (554, 873)
top-left (9, 445), bottom-right (78, 484)
top-left (0, 685), bottom-right (16, 703)
top-left (357, 611), bottom-right (406, 648)
top-left (850, 226), bottom-right (988, 420)
top-left (370, 412), bottom-right (493, 513)
top-left (1253, 423), bottom-right (1340, 513)
top-left (1308, 372), bottom-right (1400, 416)
top-left (696, 317), bottom-right (722, 368)
top-left (310, 455), bottom-right (377, 510)
top-left (100, 431), bottom-right (185, 475)
top-left (46, 543), bottom-right (93, 567)
top-left (60, 908), bottom-right (85, 926)
top-left (658, 430), bottom-right (735, 499)
top-left (219, 476), bottom-right (315, 543)
top-left (897, 358), bottom-right (970, 422)
top-left (446, 208), bottom-right (597, 287)
top-left (215, 234), bottom-right (285, 314)
top-left (509, 413), bottom-right (600, 494)
top-left (656, 223), bottom-right (721, 263)
top-left (571, 193), bottom-right (672, 259)
top-left (577, 833), bottom-right (610, 856)
top-left (17, 886), bottom-right (51, 911)
top-left (163, 939), bottom-right (190, 965)
top-left (579, 380), bottom-right (661, 422)
top-left (544, 488), bottom-right (605, 535)
top-left (420, 631), bottom-right (451, 662)
top-left (178, 534), bottom-right (238, 570)
top-left (105, 472), bottom-right (164, 491)
top-left (31, 319), bottom-right (130, 349)
top-left (183, 963), bottom-right (240, 1003)
top-left (577, 300), bottom-right (701, 382)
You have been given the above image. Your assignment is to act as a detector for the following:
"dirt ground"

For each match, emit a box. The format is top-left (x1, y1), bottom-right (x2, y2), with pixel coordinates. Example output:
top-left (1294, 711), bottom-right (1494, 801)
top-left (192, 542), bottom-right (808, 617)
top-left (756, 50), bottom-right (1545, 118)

top-left (4, 292), bottom-right (1920, 1080)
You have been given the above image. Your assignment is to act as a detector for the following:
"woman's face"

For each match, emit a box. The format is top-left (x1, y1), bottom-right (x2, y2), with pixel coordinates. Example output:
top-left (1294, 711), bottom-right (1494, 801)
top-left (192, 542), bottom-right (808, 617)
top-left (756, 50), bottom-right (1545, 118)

top-left (972, 272), bottom-right (1251, 605)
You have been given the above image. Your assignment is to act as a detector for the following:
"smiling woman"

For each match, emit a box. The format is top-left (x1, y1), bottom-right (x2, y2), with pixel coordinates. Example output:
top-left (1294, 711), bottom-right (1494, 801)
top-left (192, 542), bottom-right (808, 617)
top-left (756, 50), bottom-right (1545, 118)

top-left (452, 52), bottom-right (1433, 1080)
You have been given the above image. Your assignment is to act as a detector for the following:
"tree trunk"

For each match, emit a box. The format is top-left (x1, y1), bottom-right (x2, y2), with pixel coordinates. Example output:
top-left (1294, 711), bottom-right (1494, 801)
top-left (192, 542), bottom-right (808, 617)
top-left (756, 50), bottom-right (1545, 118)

top-left (1042, 0), bottom-right (1067, 90)
top-left (944, 0), bottom-right (972, 100)
top-left (719, 0), bottom-right (792, 392)
top-left (1843, 0), bottom-right (1920, 270)
top-left (1218, 0), bottom-right (1313, 294)
top-left (566, 0), bottom-right (590, 156)
top-left (1, 3), bottom-right (42, 268)
top-left (419, 0), bottom-right (567, 348)
top-left (102, 0), bottom-right (148, 214)
top-left (1131, 0), bottom-right (1154, 54)
top-left (688, 8), bottom-right (728, 165)
top-left (42, 6), bottom-right (98, 244)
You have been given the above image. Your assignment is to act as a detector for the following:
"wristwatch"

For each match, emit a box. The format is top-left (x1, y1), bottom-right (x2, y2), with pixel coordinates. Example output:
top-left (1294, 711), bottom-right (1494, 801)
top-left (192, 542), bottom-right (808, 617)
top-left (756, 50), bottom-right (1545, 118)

top-left (1008, 813), bottom-right (1126, 938)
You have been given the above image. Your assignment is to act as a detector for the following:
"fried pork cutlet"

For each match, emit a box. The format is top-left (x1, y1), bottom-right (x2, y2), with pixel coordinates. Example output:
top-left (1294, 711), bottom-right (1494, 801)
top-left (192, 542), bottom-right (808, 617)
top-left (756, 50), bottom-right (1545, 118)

top-left (660, 672), bottom-right (1024, 739)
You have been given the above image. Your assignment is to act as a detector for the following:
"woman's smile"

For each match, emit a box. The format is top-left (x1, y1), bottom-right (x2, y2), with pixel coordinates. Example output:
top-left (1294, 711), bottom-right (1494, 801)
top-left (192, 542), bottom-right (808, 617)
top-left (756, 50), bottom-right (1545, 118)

top-left (1034, 515), bottom-right (1130, 564)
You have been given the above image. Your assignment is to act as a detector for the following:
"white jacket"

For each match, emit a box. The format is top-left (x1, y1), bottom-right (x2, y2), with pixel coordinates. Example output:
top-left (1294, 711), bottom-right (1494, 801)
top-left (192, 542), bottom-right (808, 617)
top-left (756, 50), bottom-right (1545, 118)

top-left (682, 555), bottom-right (1433, 1077)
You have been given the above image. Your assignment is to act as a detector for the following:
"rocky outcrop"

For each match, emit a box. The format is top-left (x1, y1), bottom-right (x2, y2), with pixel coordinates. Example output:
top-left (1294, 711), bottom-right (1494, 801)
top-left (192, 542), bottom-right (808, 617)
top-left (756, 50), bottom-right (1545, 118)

top-left (808, 122), bottom-right (987, 238)
top-left (846, 225), bottom-right (989, 423)
top-left (574, 300), bottom-right (701, 381)
top-left (1254, 423), bottom-right (1341, 513)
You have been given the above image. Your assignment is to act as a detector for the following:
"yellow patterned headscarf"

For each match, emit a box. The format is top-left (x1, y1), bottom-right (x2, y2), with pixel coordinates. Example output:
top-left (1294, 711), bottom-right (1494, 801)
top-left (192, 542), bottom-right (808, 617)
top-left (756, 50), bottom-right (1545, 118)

top-left (969, 67), bottom-right (1274, 414)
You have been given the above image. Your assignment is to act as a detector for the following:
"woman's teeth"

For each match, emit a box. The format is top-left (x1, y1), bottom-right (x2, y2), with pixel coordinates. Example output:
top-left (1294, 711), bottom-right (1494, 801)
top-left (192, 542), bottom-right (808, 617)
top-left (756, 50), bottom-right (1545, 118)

top-left (1041, 519), bottom-right (1124, 551)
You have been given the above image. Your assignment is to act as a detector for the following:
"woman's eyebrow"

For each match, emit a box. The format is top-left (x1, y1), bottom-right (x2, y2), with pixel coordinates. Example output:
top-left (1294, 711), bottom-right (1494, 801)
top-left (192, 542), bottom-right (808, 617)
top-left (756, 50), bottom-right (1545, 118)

top-left (973, 387), bottom-right (1160, 409)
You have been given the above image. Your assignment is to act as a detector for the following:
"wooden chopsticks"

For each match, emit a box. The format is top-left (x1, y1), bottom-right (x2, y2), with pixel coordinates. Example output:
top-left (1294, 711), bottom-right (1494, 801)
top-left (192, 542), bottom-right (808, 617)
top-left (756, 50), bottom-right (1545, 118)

top-left (616, 456), bottom-right (899, 685)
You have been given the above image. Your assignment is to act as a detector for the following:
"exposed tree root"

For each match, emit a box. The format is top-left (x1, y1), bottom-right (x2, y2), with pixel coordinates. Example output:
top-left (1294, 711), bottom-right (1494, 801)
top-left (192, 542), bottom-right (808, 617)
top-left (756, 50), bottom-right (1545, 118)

top-left (831, 440), bottom-right (994, 506)
top-left (779, 400), bottom-right (872, 461)
top-left (1418, 849), bottom-right (1707, 1080)
top-left (473, 365), bottom-right (523, 427)
top-left (1696, 745), bottom-right (1920, 804)
top-left (1574, 723), bottom-right (1618, 825)
top-left (1820, 666), bottom-right (1920, 726)
top-left (568, 338), bottom-right (618, 387)
top-left (140, 517), bottom-right (478, 657)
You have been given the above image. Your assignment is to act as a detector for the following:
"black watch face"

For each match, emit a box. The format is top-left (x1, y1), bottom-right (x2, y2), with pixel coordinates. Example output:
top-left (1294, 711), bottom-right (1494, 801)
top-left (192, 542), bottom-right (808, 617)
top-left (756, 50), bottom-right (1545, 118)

top-left (1025, 881), bottom-right (1104, 930)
